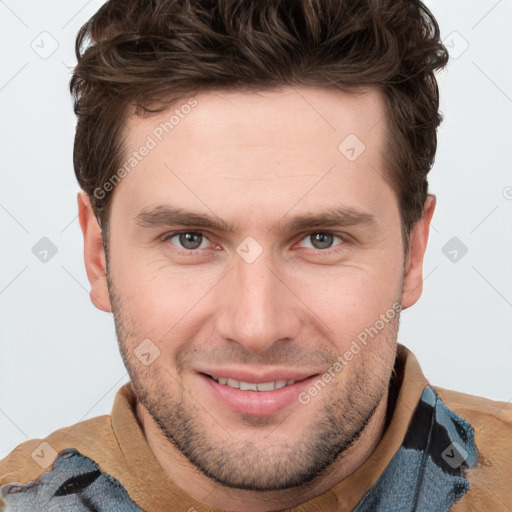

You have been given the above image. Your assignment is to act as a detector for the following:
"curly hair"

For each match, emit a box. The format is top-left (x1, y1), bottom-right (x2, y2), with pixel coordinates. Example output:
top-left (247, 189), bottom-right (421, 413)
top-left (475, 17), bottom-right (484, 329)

top-left (70, 0), bottom-right (449, 249)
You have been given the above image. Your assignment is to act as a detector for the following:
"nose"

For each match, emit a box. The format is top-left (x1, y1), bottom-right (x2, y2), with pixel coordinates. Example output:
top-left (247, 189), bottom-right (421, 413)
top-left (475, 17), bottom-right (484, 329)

top-left (215, 245), bottom-right (301, 353)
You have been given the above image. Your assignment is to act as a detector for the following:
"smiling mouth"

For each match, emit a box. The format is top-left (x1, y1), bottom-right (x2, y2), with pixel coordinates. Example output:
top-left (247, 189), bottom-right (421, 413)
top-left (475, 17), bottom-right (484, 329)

top-left (203, 373), bottom-right (313, 392)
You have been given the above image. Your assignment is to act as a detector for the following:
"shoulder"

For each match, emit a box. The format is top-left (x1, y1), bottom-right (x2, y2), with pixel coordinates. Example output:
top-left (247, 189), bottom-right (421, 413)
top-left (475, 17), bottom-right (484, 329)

top-left (434, 386), bottom-right (512, 444)
top-left (0, 414), bottom-right (113, 487)
top-left (432, 386), bottom-right (512, 510)
top-left (434, 387), bottom-right (512, 424)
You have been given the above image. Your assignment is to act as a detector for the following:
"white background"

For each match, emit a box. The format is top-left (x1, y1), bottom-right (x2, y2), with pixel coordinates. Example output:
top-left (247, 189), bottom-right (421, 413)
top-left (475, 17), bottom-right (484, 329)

top-left (0, 0), bottom-right (511, 459)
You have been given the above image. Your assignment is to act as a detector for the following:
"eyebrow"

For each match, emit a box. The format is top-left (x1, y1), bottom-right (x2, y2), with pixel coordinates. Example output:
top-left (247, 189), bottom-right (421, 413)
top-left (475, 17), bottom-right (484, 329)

top-left (133, 204), bottom-right (376, 234)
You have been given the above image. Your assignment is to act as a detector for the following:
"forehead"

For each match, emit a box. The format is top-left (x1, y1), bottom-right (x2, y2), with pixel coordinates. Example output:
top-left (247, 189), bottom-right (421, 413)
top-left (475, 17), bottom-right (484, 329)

top-left (126, 85), bottom-right (387, 153)
top-left (112, 86), bottom-right (394, 225)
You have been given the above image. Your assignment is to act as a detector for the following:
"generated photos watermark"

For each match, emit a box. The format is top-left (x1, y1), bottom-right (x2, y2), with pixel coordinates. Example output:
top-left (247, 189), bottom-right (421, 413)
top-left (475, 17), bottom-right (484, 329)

top-left (93, 97), bottom-right (198, 200)
top-left (298, 301), bottom-right (402, 405)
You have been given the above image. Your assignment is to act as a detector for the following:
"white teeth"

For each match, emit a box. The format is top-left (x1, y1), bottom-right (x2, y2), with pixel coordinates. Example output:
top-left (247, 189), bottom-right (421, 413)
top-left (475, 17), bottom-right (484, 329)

top-left (256, 381), bottom-right (275, 391)
top-left (274, 380), bottom-right (287, 389)
top-left (212, 376), bottom-right (297, 391)
top-left (240, 381), bottom-right (258, 391)
top-left (227, 378), bottom-right (239, 388)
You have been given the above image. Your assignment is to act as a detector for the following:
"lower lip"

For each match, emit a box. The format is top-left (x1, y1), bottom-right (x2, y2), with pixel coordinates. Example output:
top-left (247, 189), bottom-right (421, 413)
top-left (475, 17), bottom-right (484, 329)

top-left (198, 373), bottom-right (318, 416)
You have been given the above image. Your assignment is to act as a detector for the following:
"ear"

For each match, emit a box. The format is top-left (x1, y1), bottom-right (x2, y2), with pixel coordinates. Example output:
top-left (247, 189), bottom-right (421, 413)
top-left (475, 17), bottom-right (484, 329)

top-left (401, 194), bottom-right (436, 310)
top-left (77, 192), bottom-right (112, 312)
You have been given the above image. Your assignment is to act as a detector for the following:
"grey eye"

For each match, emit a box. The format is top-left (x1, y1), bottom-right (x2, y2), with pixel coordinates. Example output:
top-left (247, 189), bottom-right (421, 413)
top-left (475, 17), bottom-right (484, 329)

top-left (309, 232), bottom-right (334, 249)
top-left (178, 232), bottom-right (203, 250)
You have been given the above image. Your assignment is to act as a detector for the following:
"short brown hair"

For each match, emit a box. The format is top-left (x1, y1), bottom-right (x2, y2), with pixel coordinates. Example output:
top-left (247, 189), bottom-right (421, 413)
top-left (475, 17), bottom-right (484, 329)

top-left (71, 0), bottom-right (449, 249)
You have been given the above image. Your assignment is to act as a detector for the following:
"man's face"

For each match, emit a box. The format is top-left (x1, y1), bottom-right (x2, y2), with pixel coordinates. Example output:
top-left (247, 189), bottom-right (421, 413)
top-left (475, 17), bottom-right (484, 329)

top-left (97, 87), bottom-right (411, 490)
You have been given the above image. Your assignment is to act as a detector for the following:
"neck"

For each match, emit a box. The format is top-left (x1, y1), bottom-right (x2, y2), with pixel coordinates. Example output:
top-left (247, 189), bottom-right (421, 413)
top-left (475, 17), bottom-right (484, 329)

top-left (136, 390), bottom-right (389, 511)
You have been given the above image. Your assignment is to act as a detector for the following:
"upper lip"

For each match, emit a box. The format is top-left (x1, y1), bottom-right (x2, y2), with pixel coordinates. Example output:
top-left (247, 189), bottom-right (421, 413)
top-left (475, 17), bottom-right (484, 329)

top-left (197, 367), bottom-right (319, 383)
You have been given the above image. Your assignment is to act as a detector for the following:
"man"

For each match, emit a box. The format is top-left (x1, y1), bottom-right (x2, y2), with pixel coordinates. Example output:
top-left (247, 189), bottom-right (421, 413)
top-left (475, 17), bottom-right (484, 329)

top-left (1, 0), bottom-right (510, 510)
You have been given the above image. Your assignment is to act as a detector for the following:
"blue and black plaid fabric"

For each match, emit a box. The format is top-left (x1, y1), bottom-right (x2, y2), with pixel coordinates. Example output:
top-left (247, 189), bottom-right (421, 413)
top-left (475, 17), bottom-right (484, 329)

top-left (354, 386), bottom-right (478, 511)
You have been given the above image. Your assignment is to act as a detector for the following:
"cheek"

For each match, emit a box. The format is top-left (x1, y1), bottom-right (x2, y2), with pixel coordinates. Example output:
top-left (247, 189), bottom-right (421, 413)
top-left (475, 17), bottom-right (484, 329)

top-left (110, 255), bottom-right (218, 345)
top-left (292, 262), bottom-right (402, 340)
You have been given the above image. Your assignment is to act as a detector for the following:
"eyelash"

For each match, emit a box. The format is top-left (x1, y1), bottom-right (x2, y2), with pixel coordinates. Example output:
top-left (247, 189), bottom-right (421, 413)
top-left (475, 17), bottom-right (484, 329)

top-left (161, 230), bottom-right (349, 255)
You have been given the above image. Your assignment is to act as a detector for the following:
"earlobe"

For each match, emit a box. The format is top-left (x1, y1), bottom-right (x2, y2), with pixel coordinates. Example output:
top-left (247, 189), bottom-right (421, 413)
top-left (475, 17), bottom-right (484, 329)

top-left (401, 194), bottom-right (436, 310)
top-left (77, 192), bottom-right (112, 312)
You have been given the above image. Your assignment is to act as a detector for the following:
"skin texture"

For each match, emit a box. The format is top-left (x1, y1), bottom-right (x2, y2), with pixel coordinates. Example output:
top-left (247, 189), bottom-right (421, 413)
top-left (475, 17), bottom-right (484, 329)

top-left (78, 86), bottom-right (435, 511)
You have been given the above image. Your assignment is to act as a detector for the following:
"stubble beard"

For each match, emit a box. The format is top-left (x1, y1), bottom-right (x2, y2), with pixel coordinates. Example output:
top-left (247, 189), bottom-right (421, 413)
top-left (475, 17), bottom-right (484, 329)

top-left (107, 270), bottom-right (401, 491)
